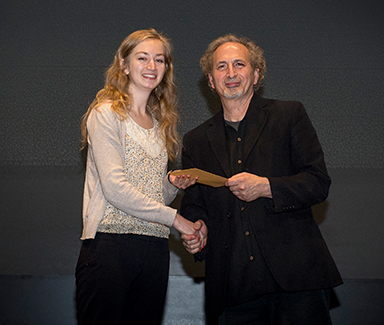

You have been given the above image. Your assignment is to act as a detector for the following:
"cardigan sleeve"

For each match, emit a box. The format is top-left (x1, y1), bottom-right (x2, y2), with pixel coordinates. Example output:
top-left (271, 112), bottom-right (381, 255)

top-left (162, 170), bottom-right (179, 206)
top-left (87, 104), bottom-right (177, 227)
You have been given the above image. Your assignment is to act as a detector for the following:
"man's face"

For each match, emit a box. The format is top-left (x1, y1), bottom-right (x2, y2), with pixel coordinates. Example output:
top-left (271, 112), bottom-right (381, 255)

top-left (209, 42), bottom-right (258, 100)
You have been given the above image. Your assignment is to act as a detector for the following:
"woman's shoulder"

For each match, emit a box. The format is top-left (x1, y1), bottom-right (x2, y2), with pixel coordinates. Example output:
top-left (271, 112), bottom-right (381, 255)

top-left (88, 102), bottom-right (125, 130)
top-left (93, 101), bottom-right (113, 114)
top-left (89, 101), bottom-right (121, 120)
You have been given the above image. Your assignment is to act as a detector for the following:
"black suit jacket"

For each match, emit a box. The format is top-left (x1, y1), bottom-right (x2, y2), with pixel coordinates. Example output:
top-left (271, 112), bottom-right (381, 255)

top-left (181, 94), bottom-right (343, 317)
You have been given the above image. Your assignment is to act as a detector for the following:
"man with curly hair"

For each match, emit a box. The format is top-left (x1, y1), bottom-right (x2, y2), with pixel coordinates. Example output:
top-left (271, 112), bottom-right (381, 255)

top-left (181, 34), bottom-right (342, 324)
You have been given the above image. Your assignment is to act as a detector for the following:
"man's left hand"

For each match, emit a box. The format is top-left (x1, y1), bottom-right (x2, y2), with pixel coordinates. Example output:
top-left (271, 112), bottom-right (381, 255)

top-left (225, 172), bottom-right (272, 202)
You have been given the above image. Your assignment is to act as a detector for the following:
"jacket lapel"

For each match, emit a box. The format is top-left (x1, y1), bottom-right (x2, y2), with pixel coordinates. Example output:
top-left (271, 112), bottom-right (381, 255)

top-left (206, 95), bottom-right (270, 177)
top-left (206, 109), bottom-right (232, 178)
top-left (242, 95), bottom-right (270, 163)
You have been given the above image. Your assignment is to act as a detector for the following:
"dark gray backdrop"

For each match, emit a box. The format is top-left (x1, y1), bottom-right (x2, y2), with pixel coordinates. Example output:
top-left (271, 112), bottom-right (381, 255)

top-left (1, 0), bottom-right (383, 324)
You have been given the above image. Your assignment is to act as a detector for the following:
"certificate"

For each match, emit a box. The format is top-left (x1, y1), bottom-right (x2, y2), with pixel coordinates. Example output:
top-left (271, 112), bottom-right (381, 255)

top-left (170, 168), bottom-right (227, 187)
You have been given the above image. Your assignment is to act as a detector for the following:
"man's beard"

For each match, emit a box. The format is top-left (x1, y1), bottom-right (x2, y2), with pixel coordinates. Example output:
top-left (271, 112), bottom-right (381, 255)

top-left (223, 87), bottom-right (243, 99)
top-left (222, 78), bottom-right (243, 99)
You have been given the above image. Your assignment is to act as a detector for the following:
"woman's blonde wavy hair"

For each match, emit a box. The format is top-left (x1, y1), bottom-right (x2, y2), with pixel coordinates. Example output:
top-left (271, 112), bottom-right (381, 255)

top-left (80, 28), bottom-right (179, 161)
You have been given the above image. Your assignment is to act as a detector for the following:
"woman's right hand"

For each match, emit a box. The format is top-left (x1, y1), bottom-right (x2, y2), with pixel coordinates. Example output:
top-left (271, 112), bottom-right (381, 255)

top-left (173, 214), bottom-right (208, 254)
top-left (172, 213), bottom-right (198, 235)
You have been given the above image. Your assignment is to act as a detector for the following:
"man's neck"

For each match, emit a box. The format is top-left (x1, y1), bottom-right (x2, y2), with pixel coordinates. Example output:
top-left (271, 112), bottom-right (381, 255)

top-left (222, 92), bottom-right (254, 122)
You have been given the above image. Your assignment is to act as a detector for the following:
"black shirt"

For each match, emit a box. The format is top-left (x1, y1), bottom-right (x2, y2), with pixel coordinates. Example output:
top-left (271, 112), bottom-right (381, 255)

top-left (224, 116), bottom-right (281, 307)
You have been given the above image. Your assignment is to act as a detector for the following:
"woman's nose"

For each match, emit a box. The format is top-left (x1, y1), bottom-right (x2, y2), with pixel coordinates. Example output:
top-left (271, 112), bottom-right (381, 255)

top-left (147, 59), bottom-right (156, 70)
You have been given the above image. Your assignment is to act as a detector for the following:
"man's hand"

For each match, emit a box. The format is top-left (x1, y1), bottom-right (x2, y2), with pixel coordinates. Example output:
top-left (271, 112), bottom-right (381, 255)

top-left (181, 220), bottom-right (208, 254)
top-left (225, 172), bottom-right (272, 202)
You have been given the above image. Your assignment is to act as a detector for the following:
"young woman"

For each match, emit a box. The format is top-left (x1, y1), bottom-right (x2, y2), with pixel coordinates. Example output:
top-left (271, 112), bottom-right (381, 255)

top-left (75, 28), bottom-right (199, 324)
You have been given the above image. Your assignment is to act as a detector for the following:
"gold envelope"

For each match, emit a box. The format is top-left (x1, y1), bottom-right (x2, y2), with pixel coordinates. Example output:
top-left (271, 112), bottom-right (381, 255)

top-left (171, 168), bottom-right (227, 188)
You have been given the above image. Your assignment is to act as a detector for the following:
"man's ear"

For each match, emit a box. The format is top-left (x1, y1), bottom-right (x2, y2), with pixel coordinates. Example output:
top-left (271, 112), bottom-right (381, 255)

top-left (253, 69), bottom-right (259, 85)
top-left (208, 73), bottom-right (215, 89)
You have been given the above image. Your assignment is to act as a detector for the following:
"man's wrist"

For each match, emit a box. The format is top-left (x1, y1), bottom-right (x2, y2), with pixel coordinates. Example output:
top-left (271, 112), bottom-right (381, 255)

top-left (261, 177), bottom-right (272, 198)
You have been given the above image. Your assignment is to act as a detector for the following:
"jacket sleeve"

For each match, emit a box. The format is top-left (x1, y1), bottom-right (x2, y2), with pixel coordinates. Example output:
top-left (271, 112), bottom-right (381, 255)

top-left (87, 104), bottom-right (176, 227)
top-left (180, 134), bottom-right (209, 261)
top-left (267, 102), bottom-right (331, 213)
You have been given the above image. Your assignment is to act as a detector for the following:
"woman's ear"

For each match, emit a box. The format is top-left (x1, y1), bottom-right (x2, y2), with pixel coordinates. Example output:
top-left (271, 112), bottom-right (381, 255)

top-left (120, 59), bottom-right (129, 75)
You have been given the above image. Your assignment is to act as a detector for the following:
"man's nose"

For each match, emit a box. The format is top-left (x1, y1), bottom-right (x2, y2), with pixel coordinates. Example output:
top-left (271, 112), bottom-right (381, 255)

top-left (227, 64), bottom-right (236, 78)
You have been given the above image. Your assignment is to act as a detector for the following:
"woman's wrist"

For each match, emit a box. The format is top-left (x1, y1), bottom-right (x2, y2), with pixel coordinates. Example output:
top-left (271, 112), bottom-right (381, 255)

top-left (167, 171), bottom-right (173, 184)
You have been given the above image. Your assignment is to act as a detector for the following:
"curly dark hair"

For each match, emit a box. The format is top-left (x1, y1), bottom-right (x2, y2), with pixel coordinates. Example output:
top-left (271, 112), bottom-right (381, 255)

top-left (200, 34), bottom-right (266, 91)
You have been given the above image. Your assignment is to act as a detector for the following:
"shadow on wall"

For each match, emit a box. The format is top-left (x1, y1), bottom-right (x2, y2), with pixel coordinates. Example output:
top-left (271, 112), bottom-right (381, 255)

top-left (312, 199), bottom-right (341, 310)
top-left (312, 200), bottom-right (329, 226)
top-left (168, 191), bottom-right (206, 278)
top-left (199, 75), bottom-right (221, 116)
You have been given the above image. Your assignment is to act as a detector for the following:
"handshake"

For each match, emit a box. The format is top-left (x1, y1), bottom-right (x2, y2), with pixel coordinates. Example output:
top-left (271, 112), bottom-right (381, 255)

top-left (173, 214), bottom-right (208, 254)
top-left (169, 170), bottom-right (208, 254)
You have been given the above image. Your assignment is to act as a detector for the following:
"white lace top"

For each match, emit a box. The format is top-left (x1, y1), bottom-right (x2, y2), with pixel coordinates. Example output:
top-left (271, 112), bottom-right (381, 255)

top-left (81, 103), bottom-right (177, 240)
top-left (97, 113), bottom-right (171, 238)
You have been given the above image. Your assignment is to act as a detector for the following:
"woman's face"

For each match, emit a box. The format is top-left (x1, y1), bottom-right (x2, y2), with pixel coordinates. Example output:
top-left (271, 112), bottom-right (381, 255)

top-left (124, 39), bottom-right (166, 94)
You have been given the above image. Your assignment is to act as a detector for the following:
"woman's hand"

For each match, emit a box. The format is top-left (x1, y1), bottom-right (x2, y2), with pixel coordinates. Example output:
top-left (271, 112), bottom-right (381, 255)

top-left (172, 213), bottom-right (198, 235)
top-left (168, 172), bottom-right (198, 189)
top-left (172, 214), bottom-right (207, 253)
top-left (180, 220), bottom-right (208, 254)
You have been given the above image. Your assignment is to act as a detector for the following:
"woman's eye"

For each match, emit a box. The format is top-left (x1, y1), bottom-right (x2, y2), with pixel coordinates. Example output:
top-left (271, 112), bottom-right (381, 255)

top-left (156, 59), bottom-right (164, 64)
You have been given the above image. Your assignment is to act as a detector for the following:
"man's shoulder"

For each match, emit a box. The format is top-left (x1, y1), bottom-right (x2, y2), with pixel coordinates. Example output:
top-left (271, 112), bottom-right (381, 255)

top-left (258, 96), bottom-right (303, 110)
top-left (184, 113), bottom-right (218, 139)
top-left (257, 97), bottom-right (306, 119)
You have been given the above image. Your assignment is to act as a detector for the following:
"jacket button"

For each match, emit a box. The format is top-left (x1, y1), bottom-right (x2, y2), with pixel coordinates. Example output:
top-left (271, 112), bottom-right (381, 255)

top-left (245, 231), bottom-right (249, 236)
top-left (227, 212), bottom-right (231, 218)
top-left (250, 256), bottom-right (254, 261)
top-left (224, 244), bottom-right (228, 249)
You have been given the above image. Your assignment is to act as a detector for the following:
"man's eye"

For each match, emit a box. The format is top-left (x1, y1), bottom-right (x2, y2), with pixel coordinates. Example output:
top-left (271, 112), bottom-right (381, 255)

top-left (235, 62), bottom-right (245, 68)
top-left (217, 65), bottom-right (226, 70)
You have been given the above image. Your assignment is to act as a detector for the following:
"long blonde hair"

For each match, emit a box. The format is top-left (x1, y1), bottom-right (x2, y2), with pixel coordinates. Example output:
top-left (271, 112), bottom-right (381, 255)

top-left (81, 28), bottom-right (179, 160)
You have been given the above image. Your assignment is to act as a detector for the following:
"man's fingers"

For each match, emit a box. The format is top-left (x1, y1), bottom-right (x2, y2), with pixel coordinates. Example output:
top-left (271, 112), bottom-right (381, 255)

top-left (181, 233), bottom-right (197, 241)
top-left (183, 240), bottom-right (201, 253)
top-left (193, 220), bottom-right (203, 231)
